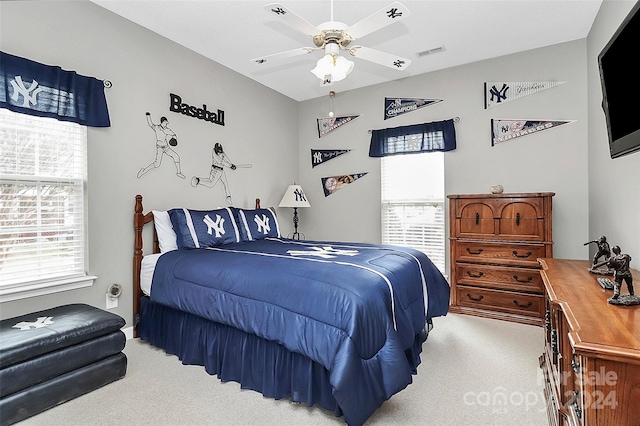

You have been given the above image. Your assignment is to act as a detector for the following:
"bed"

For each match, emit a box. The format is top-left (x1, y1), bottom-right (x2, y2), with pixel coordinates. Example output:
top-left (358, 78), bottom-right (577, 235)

top-left (133, 194), bottom-right (450, 426)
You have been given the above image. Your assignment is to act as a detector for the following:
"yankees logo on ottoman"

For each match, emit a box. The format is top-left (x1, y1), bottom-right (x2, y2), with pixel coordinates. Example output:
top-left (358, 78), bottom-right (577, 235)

top-left (0, 304), bottom-right (127, 425)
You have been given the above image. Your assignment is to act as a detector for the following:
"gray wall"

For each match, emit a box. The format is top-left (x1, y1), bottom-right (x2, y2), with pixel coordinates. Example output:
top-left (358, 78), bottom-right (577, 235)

top-left (587, 0), bottom-right (640, 260)
top-left (1, 0), bottom-right (638, 326)
top-left (298, 40), bottom-right (590, 272)
top-left (0, 1), bottom-right (300, 322)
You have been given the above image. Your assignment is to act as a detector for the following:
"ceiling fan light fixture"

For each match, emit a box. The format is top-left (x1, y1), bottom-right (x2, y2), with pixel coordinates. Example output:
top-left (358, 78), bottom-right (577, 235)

top-left (310, 42), bottom-right (354, 83)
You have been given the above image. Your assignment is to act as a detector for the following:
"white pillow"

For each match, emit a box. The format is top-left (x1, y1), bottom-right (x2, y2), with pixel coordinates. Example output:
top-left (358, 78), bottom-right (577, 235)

top-left (140, 253), bottom-right (162, 296)
top-left (153, 210), bottom-right (178, 252)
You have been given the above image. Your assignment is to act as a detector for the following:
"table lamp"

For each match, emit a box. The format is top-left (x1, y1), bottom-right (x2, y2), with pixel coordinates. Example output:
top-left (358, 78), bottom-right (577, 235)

top-left (278, 184), bottom-right (310, 240)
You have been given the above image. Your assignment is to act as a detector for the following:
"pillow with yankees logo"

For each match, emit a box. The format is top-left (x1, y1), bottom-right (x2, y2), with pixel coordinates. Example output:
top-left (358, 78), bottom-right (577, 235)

top-left (168, 207), bottom-right (241, 249)
top-left (236, 207), bottom-right (281, 241)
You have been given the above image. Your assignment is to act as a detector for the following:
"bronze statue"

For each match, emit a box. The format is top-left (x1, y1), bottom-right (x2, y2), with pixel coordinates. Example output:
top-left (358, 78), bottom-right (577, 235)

top-left (585, 236), bottom-right (613, 274)
top-left (594, 245), bottom-right (639, 306)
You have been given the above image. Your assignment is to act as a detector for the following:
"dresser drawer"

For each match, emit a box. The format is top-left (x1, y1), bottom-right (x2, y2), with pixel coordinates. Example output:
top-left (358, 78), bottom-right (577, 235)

top-left (456, 263), bottom-right (544, 293)
top-left (454, 240), bottom-right (547, 268)
top-left (453, 196), bottom-right (549, 241)
top-left (456, 285), bottom-right (544, 317)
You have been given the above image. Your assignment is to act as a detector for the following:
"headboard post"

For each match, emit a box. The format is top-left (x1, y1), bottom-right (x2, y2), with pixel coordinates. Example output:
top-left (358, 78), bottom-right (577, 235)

top-left (133, 195), bottom-right (156, 336)
top-left (133, 195), bottom-right (144, 336)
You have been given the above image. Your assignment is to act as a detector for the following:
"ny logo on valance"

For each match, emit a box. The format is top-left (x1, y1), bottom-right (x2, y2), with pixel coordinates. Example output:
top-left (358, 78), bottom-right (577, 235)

top-left (0, 51), bottom-right (110, 127)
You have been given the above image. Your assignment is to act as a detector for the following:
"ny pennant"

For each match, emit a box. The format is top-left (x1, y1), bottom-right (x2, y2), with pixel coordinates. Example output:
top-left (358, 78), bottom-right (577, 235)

top-left (311, 149), bottom-right (351, 168)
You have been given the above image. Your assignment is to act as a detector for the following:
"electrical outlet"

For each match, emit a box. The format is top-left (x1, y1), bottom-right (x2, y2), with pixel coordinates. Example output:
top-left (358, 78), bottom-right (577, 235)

top-left (106, 294), bottom-right (118, 309)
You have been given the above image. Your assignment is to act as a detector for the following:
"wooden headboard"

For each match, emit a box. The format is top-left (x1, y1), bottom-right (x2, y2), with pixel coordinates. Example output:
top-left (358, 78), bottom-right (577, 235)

top-left (132, 194), bottom-right (261, 334)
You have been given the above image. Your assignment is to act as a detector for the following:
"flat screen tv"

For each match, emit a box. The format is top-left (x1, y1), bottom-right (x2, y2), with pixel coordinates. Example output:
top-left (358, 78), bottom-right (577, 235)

top-left (598, 1), bottom-right (640, 159)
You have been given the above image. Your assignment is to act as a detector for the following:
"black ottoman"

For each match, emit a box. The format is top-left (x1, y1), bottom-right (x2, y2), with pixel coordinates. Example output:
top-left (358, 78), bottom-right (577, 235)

top-left (0, 304), bottom-right (127, 425)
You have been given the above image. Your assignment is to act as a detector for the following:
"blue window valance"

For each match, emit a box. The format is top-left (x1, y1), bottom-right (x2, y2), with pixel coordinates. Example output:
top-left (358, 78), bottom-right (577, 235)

top-left (368, 119), bottom-right (456, 157)
top-left (0, 51), bottom-right (110, 127)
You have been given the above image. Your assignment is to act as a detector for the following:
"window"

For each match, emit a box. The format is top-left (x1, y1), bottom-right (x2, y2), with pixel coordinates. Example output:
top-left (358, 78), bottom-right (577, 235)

top-left (0, 108), bottom-right (94, 301)
top-left (381, 152), bottom-right (446, 274)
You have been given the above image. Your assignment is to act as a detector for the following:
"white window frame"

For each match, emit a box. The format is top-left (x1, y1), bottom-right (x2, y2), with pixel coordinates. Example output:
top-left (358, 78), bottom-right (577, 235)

top-left (381, 152), bottom-right (446, 274)
top-left (0, 109), bottom-right (95, 302)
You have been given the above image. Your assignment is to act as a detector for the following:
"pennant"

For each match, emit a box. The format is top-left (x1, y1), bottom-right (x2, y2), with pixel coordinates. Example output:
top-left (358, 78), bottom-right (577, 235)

top-left (317, 115), bottom-right (361, 137)
top-left (491, 119), bottom-right (575, 145)
top-left (384, 98), bottom-right (442, 120)
top-left (484, 81), bottom-right (566, 109)
top-left (321, 173), bottom-right (368, 197)
top-left (311, 149), bottom-right (351, 168)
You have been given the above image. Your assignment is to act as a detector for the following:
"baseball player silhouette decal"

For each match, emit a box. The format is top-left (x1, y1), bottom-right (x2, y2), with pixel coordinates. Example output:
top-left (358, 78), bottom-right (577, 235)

top-left (137, 112), bottom-right (185, 179)
top-left (191, 142), bottom-right (251, 204)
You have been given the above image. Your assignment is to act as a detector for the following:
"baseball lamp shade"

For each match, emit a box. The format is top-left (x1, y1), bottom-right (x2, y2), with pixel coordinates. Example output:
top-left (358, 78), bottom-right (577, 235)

top-left (279, 184), bottom-right (310, 240)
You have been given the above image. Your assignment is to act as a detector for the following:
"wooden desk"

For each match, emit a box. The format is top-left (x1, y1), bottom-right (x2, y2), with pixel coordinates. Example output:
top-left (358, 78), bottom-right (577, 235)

top-left (538, 258), bottom-right (640, 426)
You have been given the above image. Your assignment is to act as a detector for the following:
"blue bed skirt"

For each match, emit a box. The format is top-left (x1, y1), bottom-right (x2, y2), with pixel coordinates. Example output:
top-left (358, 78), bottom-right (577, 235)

top-left (138, 296), bottom-right (342, 416)
top-left (138, 296), bottom-right (432, 422)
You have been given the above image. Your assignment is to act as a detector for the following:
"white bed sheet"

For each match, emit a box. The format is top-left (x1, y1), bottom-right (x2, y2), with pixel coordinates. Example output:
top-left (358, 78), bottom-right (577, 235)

top-left (141, 253), bottom-right (162, 296)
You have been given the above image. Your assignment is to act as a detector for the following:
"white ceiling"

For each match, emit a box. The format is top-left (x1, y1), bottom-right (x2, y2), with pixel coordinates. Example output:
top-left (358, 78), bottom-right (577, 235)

top-left (90, 0), bottom-right (603, 102)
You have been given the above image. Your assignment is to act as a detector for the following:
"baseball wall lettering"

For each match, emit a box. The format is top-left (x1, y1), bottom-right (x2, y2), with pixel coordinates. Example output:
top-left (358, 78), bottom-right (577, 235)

top-left (169, 93), bottom-right (225, 126)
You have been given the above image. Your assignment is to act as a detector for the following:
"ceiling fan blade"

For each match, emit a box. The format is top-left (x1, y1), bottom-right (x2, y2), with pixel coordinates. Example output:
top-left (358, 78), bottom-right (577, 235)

top-left (348, 2), bottom-right (410, 40)
top-left (251, 47), bottom-right (317, 64)
top-left (263, 3), bottom-right (321, 38)
top-left (348, 46), bottom-right (412, 70)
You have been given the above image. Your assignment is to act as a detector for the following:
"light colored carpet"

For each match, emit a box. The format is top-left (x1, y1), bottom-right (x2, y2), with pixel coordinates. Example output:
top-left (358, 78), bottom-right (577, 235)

top-left (18, 313), bottom-right (547, 426)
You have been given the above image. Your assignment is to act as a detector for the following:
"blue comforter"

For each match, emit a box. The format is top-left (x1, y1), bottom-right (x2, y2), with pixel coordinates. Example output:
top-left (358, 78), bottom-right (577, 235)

top-left (151, 238), bottom-right (449, 425)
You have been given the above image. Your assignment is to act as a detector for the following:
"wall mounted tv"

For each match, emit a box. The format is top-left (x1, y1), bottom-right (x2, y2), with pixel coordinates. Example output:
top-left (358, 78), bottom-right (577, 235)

top-left (598, 0), bottom-right (640, 159)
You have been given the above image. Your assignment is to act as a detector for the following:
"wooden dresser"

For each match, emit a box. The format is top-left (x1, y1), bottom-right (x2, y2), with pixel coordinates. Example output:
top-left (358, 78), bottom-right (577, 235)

top-left (539, 258), bottom-right (640, 426)
top-left (448, 192), bottom-right (554, 325)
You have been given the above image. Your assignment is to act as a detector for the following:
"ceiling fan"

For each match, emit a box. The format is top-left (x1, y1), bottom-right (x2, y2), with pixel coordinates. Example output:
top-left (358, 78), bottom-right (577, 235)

top-left (251, 1), bottom-right (412, 85)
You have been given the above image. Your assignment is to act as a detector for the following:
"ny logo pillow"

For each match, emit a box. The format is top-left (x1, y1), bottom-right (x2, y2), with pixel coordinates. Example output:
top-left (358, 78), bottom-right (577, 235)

top-left (236, 208), bottom-right (281, 241)
top-left (169, 207), bottom-right (241, 249)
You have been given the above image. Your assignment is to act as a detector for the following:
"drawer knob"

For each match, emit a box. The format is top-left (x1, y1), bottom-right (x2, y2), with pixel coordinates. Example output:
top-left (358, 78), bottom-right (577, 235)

top-left (466, 271), bottom-right (484, 278)
top-left (513, 275), bottom-right (533, 283)
top-left (516, 212), bottom-right (521, 226)
top-left (512, 250), bottom-right (532, 258)
top-left (466, 248), bottom-right (484, 255)
top-left (513, 299), bottom-right (533, 308)
top-left (466, 293), bottom-right (484, 302)
top-left (475, 212), bottom-right (480, 225)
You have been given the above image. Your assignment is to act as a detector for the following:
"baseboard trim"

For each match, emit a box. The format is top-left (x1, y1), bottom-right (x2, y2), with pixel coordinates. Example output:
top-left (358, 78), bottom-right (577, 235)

top-left (122, 326), bottom-right (134, 340)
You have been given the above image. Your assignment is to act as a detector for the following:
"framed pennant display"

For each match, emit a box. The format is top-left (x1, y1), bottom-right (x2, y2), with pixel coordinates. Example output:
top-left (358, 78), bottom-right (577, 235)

top-left (491, 119), bottom-right (575, 145)
top-left (384, 98), bottom-right (442, 120)
top-left (311, 149), bottom-right (351, 168)
top-left (317, 115), bottom-right (361, 137)
top-left (484, 81), bottom-right (565, 109)
top-left (321, 173), bottom-right (368, 196)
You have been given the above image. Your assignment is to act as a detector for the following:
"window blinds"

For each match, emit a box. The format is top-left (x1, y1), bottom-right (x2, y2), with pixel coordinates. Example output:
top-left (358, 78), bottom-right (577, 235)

top-left (0, 108), bottom-right (87, 287)
top-left (381, 152), bottom-right (445, 273)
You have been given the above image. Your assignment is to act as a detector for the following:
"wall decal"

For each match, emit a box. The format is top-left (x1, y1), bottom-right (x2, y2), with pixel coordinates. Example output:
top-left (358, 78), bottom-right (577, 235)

top-left (491, 119), bottom-right (575, 145)
top-left (137, 112), bottom-right (185, 179)
top-left (317, 115), bottom-right (361, 137)
top-left (384, 98), bottom-right (442, 120)
top-left (311, 149), bottom-right (351, 168)
top-left (484, 81), bottom-right (566, 109)
top-left (321, 172), bottom-right (368, 197)
top-left (191, 142), bottom-right (251, 205)
top-left (169, 93), bottom-right (225, 126)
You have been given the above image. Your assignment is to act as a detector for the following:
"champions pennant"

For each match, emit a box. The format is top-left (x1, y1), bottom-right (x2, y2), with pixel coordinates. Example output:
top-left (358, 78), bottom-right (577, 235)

top-left (491, 119), bottom-right (575, 145)
top-left (317, 115), bottom-right (360, 137)
top-left (484, 81), bottom-right (566, 109)
top-left (311, 149), bottom-right (351, 168)
top-left (322, 173), bottom-right (368, 197)
top-left (384, 98), bottom-right (442, 120)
